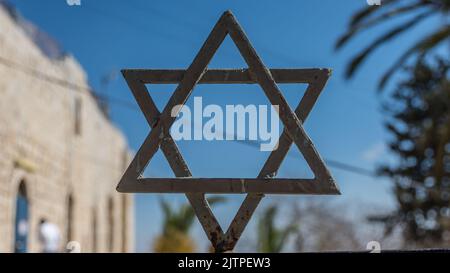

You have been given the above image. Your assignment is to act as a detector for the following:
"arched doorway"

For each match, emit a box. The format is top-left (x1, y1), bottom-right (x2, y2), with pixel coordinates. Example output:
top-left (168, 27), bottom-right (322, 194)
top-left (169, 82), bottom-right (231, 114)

top-left (14, 181), bottom-right (29, 253)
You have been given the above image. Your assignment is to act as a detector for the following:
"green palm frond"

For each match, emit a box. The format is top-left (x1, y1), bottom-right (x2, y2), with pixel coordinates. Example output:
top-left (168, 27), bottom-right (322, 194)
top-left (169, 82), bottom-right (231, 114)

top-left (257, 205), bottom-right (298, 253)
top-left (160, 198), bottom-right (173, 221)
top-left (350, 0), bottom-right (401, 26)
top-left (346, 10), bottom-right (433, 78)
top-left (159, 196), bottom-right (227, 234)
top-left (336, 1), bottom-right (427, 49)
top-left (378, 25), bottom-right (450, 89)
top-left (337, 0), bottom-right (448, 88)
top-left (206, 196), bottom-right (227, 206)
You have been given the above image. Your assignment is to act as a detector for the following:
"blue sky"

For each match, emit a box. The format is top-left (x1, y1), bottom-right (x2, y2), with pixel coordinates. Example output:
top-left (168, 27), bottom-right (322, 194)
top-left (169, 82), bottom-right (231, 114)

top-left (7, 0), bottom-right (443, 252)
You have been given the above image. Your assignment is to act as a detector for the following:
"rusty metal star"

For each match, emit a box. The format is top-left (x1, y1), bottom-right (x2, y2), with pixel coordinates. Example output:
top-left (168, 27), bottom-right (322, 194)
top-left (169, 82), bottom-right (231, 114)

top-left (117, 10), bottom-right (340, 252)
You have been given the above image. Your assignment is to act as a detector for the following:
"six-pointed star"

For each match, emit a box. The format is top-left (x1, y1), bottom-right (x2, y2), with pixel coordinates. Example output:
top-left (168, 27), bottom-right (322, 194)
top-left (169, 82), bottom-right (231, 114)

top-left (117, 10), bottom-right (340, 252)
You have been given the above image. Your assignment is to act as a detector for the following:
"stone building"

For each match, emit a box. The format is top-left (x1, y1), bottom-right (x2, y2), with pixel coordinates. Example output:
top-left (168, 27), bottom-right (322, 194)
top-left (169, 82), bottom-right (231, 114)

top-left (0, 3), bottom-right (134, 252)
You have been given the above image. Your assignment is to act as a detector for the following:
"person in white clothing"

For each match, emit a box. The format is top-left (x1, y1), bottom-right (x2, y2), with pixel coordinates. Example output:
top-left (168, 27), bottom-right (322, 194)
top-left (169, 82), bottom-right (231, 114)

top-left (38, 218), bottom-right (61, 253)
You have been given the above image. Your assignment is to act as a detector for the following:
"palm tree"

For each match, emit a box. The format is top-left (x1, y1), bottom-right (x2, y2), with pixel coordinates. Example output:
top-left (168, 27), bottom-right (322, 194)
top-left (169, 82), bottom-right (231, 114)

top-left (336, 0), bottom-right (449, 89)
top-left (257, 205), bottom-right (298, 253)
top-left (153, 196), bottom-right (225, 253)
top-left (368, 58), bottom-right (450, 247)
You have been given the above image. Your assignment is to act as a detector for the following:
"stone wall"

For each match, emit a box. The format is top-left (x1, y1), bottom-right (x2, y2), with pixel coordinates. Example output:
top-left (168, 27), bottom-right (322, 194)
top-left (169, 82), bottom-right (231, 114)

top-left (0, 4), bottom-right (134, 253)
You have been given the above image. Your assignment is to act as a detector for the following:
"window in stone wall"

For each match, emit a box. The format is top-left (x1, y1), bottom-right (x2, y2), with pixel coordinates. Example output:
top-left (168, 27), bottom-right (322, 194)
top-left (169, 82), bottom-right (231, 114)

top-left (67, 195), bottom-right (74, 243)
top-left (107, 197), bottom-right (114, 252)
top-left (91, 207), bottom-right (97, 253)
top-left (14, 181), bottom-right (29, 253)
top-left (74, 97), bottom-right (82, 135)
top-left (122, 149), bottom-right (128, 171)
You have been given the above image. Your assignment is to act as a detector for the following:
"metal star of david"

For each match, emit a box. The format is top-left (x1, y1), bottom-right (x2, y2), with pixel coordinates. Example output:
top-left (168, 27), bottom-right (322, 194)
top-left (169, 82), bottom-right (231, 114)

top-left (117, 10), bottom-right (340, 252)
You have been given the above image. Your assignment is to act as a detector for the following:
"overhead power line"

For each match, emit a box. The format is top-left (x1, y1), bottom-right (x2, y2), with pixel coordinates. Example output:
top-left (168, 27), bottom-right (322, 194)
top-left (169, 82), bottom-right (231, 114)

top-left (0, 55), bottom-right (379, 178)
top-left (0, 53), bottom-right (440, 190)
top-left (0, 55), bottom-right (137, 111)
